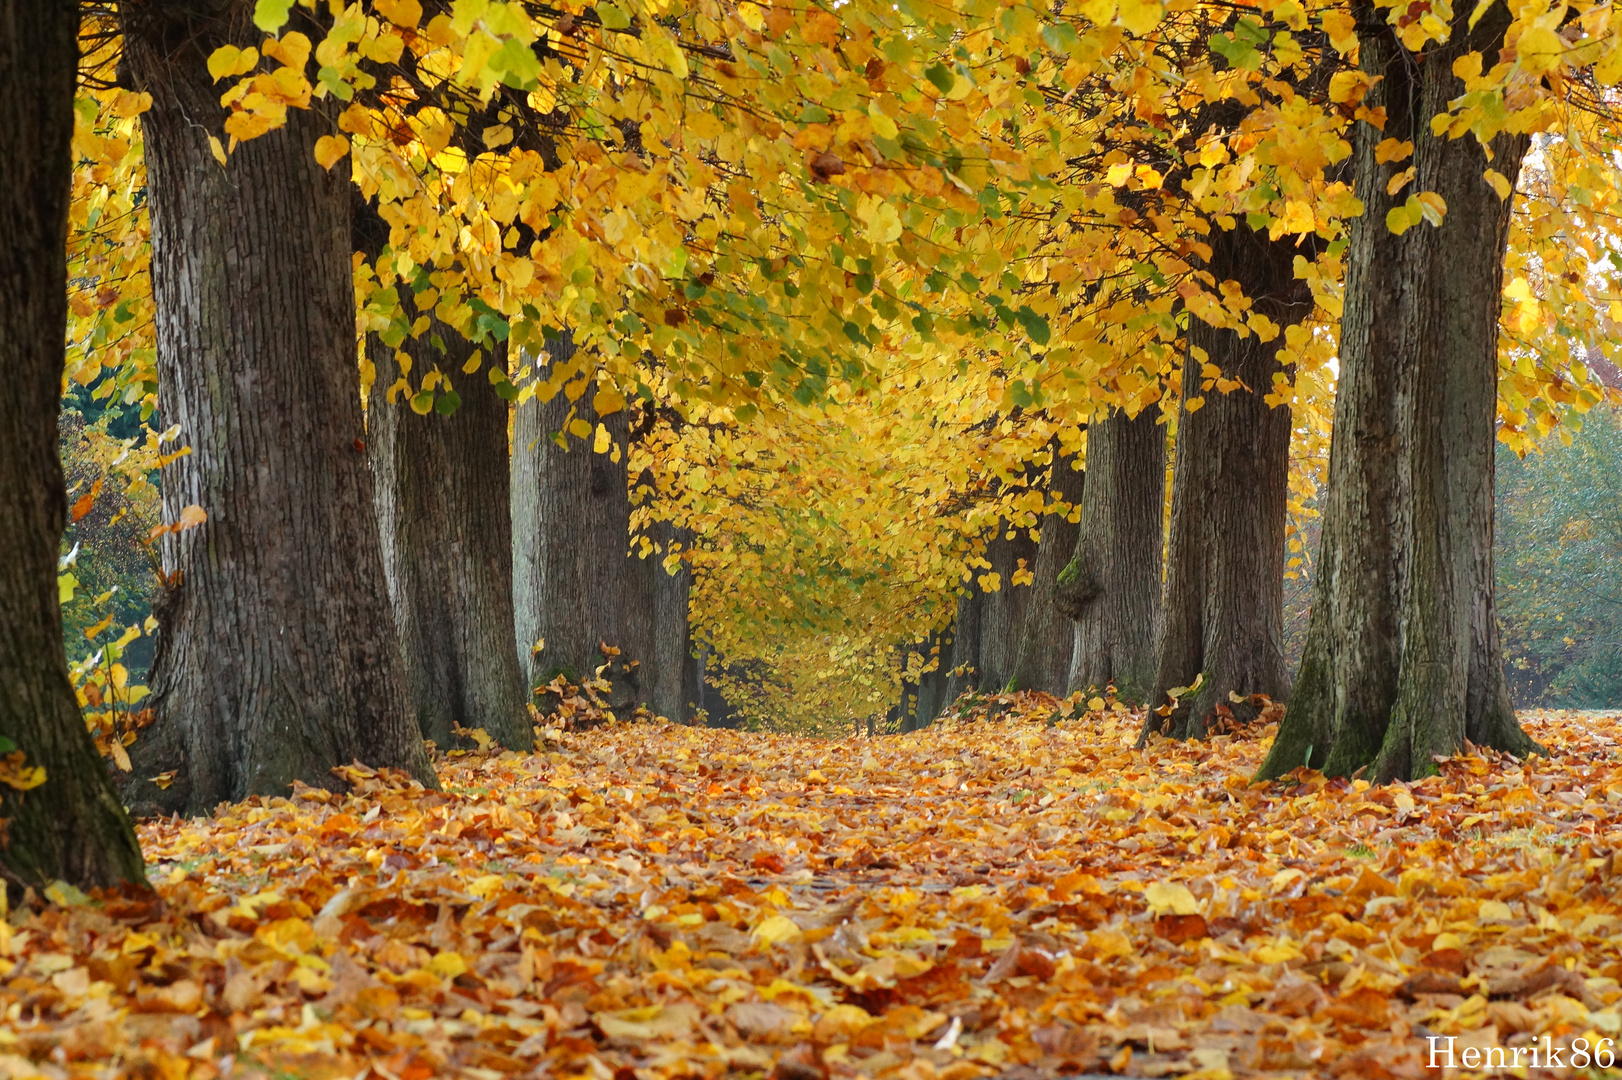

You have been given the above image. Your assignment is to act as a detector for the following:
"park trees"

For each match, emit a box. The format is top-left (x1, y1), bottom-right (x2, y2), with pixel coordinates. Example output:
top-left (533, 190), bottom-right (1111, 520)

top-left (0, 0), bottom-right (145, 889)
top-left (119, 0), bottom-right (435, 815)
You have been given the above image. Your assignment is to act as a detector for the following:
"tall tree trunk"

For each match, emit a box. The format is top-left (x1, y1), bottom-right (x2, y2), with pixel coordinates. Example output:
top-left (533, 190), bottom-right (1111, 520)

top-left (1257, 2), bottom-right (1539, 781)
top-left (122, 0), bottom-right (434, 817)
top-left (1011, 448), bottom-right (1087, 694)
top-left (913, 626), bottom-right (953, 725)
top-left (367, 315), bottom-right (531, 751)
top-left (1061, 408), bottom-right (1165, 703)
top-left (976, 526), bottom-right (1038, 692)
top-left (0, 0), bottom-right (146, 890)
top-left (511, 334), bottom-right (653, 709)
top-left (944, 590), bottom-right (982, 704)
top-left (1146, 227), bottom-right (1303, 741)
top-left (650, 521), bottom-right (697, 722)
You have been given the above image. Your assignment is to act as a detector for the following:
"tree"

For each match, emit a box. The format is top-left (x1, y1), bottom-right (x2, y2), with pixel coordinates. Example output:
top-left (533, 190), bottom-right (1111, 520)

top-left (0, 0), bottom-right (145, 889)
top-left (512, 333), bottom-right (654, 708)
top-left (1257, 0), bottom-right (1541, 781)
top-left (1061, 407), bottom-right (1165, 703)
top-left (649, 521), bottom-right (699, 722)
top-left (1495, 408), bottom-right (1622, 707)
top-left (121, 0), bottom-right (434, 816)
top-left (1010, 447), bottom-right (1087, 694)
top-left (365, 301), bottom-right (531, 751)
top-left (1148, 226), bottom-right (1307, 739)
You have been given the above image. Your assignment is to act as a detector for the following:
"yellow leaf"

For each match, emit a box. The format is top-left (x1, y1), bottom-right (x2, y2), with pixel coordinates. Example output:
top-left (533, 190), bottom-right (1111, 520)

top-left (376, 0), bottom-right (423, 28)
top-left (207, 45), bottom-right (258, 82)
top-left (1320, 9), bottom-right (1357, 52)
top-left (1116, 0), bottom-right (1163, 35)
top-left (1145, 881), bottom-right (1199, 916)
top-left (1484, 168), bottom-right (1512, 200)
top-left (736, 1), bottom-right (765, 30)
top-left (752, 914), bottom-right (803, 946)
top-left (314, 134), bottom-right (349, 170)
top-left (593, 423), bottom-right (611, 454)
top-left (568, 417), bottom-right (593, 440)
top-left (1515, 25), bottom-right (1564, 75)
top-left (150, 771), bottom-right (177, 790)
top-left (427, 951), bottom-right (468, 978)
top-left (177, 505), bottom-right (208, 531)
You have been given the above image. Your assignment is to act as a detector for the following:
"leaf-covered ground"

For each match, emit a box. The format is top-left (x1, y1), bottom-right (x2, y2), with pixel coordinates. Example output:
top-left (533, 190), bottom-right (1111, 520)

top-left (5, 701), bottom-right (1622, 1080)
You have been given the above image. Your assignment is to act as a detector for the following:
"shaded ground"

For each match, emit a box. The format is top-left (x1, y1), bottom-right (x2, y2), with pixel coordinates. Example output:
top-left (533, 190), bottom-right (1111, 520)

top-left (2, 699), bottom-right (1621, 1079)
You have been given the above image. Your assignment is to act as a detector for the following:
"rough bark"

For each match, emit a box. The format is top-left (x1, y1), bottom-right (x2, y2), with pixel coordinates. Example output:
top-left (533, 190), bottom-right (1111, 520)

top-left (1147, 226), bottom-right (1304, 741)
top-left (913, 626), bottom-right (953, 725)
top-left (121, 0), bottom-right (435, 818)
top-left (976, 526), bottom-right (1039, 692)
top-left (1011, 450), bottom-right (1088, 695)
top-left (0, 0), bottom-right (146, 890)
top-left (367, 317), bottom-right (530, 751)
top-left (1257, 2), bottom-right (1540, 781)
top-left (650, 522), bottom-right (698, 722)
top-left (511, 334), bottom-right (653, 709)
top-left (1062, 408), bottom-right (1165, 703)
top-left (944, 590), bottom-right (983, 704)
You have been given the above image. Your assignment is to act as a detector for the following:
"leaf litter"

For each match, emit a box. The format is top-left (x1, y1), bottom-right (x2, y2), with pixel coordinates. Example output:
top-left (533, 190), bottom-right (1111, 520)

top-left (3, 699), bottom-right (1622, 1079)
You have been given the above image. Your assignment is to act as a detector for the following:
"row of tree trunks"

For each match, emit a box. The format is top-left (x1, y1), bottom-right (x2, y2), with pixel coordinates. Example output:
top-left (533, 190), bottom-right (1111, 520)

top-left (1061, 408), bottom-right (1165, 703)
top-left (511, 333), bottom-right (655, 710)
top-left (1146, 227), bottom-right (1305, 741)
top-left (122, 0), bottom-right (435, 818)
top-left (0, 0), bottom-right (146, 890)
top-left (1010, 449), bottom-right (1088, 694)
top-left (366, 315), bottom-right (531, 751)
top-left (1258, 0), bottom-right (1538, 781)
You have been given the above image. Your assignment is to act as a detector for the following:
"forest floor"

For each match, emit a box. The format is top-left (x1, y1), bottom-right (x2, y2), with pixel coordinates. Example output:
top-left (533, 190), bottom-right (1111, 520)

top-left (3, 700), bottom-right (1622, 1080)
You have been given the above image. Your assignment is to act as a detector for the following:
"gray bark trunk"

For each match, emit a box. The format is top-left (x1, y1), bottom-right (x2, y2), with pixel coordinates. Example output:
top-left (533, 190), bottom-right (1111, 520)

top-left (122, 0), bottom-right (435, 817)
top-left (511, 334), bottom-right (653, 710)
top-left (1062, 408), bottom-right (1165, 703)
top-left (1148, 226), bottom-right (1303, 741)
top-left (0, 0), bottom-right (146, 889)
top-left (367, 317), bottom-right (531, 751)
top-left (1258, 1), bottom-right (1539, 781)
top-left (1011, 449), bottom-right (1088, 694)
top-left (944, 590), bottom-right (982, 703)
top-left (976, 526), bottom-right (1038, 692)
top-left (650, 521), bottom-right (697, 722)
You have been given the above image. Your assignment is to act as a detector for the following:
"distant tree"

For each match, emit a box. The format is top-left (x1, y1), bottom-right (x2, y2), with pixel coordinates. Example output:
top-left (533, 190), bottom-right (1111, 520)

top-left (1495, 407), bottom-right (1622, 709)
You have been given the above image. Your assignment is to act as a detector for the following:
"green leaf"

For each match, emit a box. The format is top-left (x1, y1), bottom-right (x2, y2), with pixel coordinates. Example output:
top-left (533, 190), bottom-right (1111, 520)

top-left (253, 0), bottom-right (296, 32)
top-left (1015, 306), bottom-right (1051, 346)
top-left (596, 2), bottom-right (632, 29)
top-left (410, 390), bottom-right (435, 415)
top-left (924, 64), bottom-right (956, 94)
top-left (435, 390), bottom-right (462, 416)
top-left (0, 737), bottom-right (17, 754)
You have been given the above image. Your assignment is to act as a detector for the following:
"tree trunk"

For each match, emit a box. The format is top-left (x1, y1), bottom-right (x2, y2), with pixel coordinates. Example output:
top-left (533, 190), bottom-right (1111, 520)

top-left (0, 0), bottom-right (146, 890)
top-left (367, 316), bottom-right (531, 751)
top-left (650, 522), bottom-right (697, 722)
top-left (122, 0), bottom-right (434, 817)
top-left (1062, 408), bottom-right (1165, 703)
top-left (976, 526), bottom-right (1038, 692)
top-left (1011, 449), bottom-right (1088, 695)
top-left (944, 590), bottom-right (982, 704)
top-left (914, 626), bottom-right (953, 725)
top-left (1146, 226), bottom-right (1303, 741)
top-left (1257, 2), bottom-right (1539, 781)
top-left (511, 334), bottom-right (653, 709)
